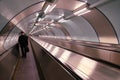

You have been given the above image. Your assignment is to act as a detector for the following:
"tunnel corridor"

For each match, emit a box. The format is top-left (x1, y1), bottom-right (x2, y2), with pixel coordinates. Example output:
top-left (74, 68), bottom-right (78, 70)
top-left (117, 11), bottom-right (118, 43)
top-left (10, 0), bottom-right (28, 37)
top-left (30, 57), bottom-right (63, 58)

top-left (0, 0), bottom-right (120, 80)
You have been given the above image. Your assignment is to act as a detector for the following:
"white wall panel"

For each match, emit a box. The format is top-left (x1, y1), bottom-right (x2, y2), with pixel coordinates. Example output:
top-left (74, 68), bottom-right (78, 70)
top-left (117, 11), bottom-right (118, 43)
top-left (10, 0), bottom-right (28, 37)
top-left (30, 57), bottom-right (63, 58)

top-left (61, 18), bottom-right (98, 42)
top-left (50, 27), bottom-right (66, 39)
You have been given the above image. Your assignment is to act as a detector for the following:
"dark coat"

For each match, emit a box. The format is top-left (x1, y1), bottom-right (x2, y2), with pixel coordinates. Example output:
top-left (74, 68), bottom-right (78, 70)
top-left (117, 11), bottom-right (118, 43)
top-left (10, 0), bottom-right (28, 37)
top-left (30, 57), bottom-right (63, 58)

top-left (18, 35), bottom-right (28, 47)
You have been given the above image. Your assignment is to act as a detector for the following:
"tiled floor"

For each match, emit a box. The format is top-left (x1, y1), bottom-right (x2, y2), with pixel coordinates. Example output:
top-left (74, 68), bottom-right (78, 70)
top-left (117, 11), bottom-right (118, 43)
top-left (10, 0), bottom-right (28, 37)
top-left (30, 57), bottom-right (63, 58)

top-left (13, 44), bottom-right (40, 80)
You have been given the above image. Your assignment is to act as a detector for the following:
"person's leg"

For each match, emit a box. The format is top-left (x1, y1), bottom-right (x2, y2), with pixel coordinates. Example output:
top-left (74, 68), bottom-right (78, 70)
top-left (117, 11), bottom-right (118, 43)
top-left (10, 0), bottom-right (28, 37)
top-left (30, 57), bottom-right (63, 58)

top-left (23, 47), bottom-right (27, 58)
top-left (21, 46), bottom-right (25, 57)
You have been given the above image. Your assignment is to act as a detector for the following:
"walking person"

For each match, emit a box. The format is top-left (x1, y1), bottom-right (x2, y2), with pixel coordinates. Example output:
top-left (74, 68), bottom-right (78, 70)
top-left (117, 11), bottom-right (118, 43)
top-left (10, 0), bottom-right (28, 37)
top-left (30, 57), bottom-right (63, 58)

top-left (18, 31), bottom-right (29, 58)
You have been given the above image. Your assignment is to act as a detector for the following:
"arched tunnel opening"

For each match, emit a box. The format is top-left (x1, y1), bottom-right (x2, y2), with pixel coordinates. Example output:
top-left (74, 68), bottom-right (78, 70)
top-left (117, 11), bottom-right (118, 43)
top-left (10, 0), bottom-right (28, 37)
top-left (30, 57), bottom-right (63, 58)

top-left (0, 0), bottom-right (120, 80)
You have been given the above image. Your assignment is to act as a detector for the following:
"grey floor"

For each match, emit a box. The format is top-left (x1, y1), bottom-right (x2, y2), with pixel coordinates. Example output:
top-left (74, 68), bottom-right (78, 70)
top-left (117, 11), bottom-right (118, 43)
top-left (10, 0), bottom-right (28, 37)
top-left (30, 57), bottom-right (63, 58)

top-left (13, 43), bottom-right (40, 80)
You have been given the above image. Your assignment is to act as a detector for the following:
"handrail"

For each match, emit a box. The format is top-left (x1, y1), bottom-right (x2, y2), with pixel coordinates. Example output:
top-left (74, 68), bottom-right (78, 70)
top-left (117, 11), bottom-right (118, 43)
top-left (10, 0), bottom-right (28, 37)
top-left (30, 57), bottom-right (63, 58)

top-left (40, 37), bottom-right (120, 53)
top-left (31, 37), bottom-right (120, 80)
top-left (30, 38), bottom-right (84, 80)
top-left (34, 37), bottom-right (120, 69)
top-left (40, 47), bottom-right (83, 80)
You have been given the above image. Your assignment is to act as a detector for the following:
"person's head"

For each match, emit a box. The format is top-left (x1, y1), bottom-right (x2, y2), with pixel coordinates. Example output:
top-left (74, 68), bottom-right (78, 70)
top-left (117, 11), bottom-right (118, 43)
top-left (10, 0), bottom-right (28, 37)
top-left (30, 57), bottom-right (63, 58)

top-left (20, 31), bottom-right (24, 35)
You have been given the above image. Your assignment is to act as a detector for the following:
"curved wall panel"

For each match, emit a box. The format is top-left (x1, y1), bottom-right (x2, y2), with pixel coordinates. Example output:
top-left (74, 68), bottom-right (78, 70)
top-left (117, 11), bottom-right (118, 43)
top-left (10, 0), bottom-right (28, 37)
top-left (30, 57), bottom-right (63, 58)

top-left (0, 0), bottom-right (44, 32)
top-left (97, 0), bottom-right (120, 43)
top-left (4, 27), bottom-right (20, 50)
top-left (60, 19), bottom-right (98, 42)
top-left (70, 17), bottom-right (99, 42)
top-left (42, 30), bottom-right (55, 37)
top-left (49, 27), bottom-right (66, 39)
top-left (16, 14), bottom-right (36, 33)
top-left (55, 24), bottom-right (71, 40)
top-left (83, 9), bottom-right (118, 44)
top-left (0, 15), bottom-right (8, 31)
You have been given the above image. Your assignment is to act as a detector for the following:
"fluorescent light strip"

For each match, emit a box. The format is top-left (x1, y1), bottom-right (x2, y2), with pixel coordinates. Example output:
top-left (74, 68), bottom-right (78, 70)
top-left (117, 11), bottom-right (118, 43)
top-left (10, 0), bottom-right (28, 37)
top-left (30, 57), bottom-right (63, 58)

top-left (73, 8), bottom-right (91, 16)
top-left (38, 18), bottom-right (42, 21)
top-left (74, 8), bottom-right (87, 15)
top-left (58, 18), bottom-right (65, 22)
top-left (77, 10), bottom-right (91, 16)
top-left (43, 4), bottom-right (56, 14)
top-left (36, 12), bottom-right (39, 17)
top-left (48, 4), bottom-right (56, 13)
top-left (44, 5), bottom-right (51, 13)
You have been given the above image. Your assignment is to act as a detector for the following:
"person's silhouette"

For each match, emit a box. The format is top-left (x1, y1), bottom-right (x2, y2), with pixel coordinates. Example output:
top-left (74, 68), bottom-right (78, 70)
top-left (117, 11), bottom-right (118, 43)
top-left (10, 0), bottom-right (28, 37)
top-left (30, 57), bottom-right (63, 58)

top-left (18, 31), bottom-right (28, 58)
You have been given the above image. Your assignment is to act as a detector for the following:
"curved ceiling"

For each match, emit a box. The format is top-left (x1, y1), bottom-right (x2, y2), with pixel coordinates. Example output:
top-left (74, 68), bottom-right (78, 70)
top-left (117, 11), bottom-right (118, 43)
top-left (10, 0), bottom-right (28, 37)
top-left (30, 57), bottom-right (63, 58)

top-left (0, 0), bottom-right (120, 53)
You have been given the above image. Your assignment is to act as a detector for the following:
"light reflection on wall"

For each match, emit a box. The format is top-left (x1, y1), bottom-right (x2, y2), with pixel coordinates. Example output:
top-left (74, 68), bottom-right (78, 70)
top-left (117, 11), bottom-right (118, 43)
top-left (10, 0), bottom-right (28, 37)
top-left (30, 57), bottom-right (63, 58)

top-left (41, 41), bottom-right (45, 47)
top-left (41, 41), bottom-right (45, 46)
top-left (58, 50), bottom-right (71, 63)
top-left (73, 2), bottom-right (86, 9)
top-left (47, 45), bottom-right (53, 51)
top-left (17, 24), bottom-right (25, 32)
top-left (100, 37), bottom-right (118, 44)
top-left (43, 43), bottom-right (49, 48)
top-left (0, 36), bottom-right (4, 54)
top-left (51, 47), bottom-right (60, 56)
top-left (0, 36), bottom-right (4, 44)
top-left (73, 66), bottom-right (89, 79)
top-left (0, 4), bottom-right (13, 20)
top-left (0, 40), bottom-right (3, 54)
top-left (74, 57), bottom-right (97, 79)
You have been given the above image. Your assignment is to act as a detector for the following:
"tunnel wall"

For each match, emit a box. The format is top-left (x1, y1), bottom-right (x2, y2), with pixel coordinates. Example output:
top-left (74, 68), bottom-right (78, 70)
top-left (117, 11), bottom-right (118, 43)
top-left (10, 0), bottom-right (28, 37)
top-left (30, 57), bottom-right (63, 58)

top-left (0, 44), bottom-right (19, 80)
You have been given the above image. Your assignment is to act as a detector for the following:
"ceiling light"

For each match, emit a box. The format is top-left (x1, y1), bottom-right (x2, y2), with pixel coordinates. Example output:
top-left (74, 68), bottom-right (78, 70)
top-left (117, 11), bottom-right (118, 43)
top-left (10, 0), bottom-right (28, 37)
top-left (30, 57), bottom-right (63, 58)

top-left (38, 18), bottom-right (42, 21)
top-left (77, 10), bottom-right (91, 16)
top-left (58, 18), bottom-right (66, 23)
top-left (36, 12), bottom-right (39, 17)
top-left (73, 4), bottom-right (91, 16)
top-left (44, 4), bottom-right (51, 13)
top-left (48, 4), bottom-right (56, 13)
top-left (44, 4), bottom-right (56, 14)
top-left (73, 7), bottom-right (91, 16)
